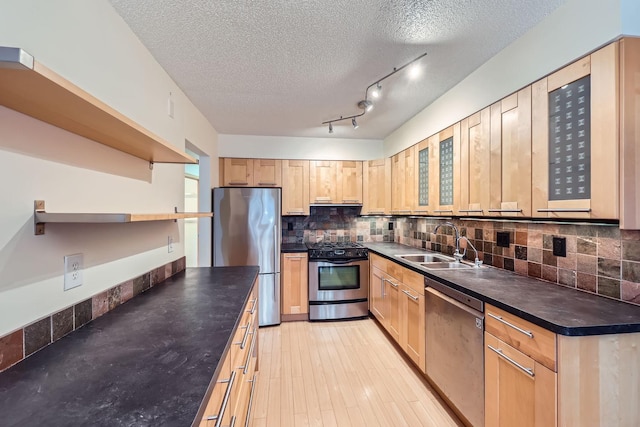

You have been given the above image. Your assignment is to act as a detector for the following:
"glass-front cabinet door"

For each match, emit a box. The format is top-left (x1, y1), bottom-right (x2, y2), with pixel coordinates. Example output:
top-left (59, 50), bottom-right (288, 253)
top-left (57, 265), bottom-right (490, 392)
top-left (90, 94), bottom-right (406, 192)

top-left (429, 124), bottom-right (460, 216)
top-left (532, 42), bottom-right (618, 219)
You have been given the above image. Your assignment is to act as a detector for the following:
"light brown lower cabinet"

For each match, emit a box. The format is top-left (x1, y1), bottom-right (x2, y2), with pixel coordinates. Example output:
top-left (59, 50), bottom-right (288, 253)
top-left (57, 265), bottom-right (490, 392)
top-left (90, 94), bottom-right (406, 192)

top-left (281, 253), bottom-right (308, 321)
top-left (369, 254), bottom-right (425, 374)
top-left (200, 282), bottom-right (259, 426)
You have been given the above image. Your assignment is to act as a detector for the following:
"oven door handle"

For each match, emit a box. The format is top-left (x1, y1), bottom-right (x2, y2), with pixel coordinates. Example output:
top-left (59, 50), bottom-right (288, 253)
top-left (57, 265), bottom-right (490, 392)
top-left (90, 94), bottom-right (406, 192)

top-left (313, 259), bottom-right (359, 265)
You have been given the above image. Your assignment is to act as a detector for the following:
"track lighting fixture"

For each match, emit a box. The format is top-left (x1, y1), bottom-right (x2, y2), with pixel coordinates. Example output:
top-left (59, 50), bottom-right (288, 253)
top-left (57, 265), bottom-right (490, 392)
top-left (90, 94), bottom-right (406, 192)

top-left (322, 52), bottom-right (427, 134)
top-left (371, 83), bottom-right (382, 98)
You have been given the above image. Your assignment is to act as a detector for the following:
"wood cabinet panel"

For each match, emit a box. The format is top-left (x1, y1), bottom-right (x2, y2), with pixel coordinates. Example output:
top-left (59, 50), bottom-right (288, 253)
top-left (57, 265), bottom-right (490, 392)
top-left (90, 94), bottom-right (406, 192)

top-left (485, 304), bottom-right (556, 372)
top-left (490, 87), bottom-right (532, 217)
top-left (386, 276), bottom-right (401, 343)
top-left (460, 108), bottom-right (491, 216)
top-left (370, 264), bottom-right (387, 324)
top-left (430, 124), bottom-right (461, 216)
top-left (532, 43), bottom-right (619, 220)
top-left (336, 161), bottom-right (363, 203)
top-left (282, 160), bottom-right (309, 216)
top-left (620, 37), bottom-right (640, 229)
top-left (485, 332), bottom-right (557, 427)
top-left (400, 283), bottom-right (425, 373)
top-left (253, 159), bottom-right (282, 187)
top-left (309, 161), bottom-right (337, 203)
top-left (222, 158), bottom-right (253, 186)
top-left (362, 158), bottom-right (391, 214)
top-left (391, 146), bottom-right (416, 214)
top-left (281, 253), bottom-right (308, 318)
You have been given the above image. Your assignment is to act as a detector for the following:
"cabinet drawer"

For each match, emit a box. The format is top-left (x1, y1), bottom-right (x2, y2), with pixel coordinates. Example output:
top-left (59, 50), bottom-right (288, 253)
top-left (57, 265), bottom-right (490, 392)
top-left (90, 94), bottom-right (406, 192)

top-left (371, 253), bottom-right (387, 272)
top-left (485, 305), bottom-right (556, 371)
top-left (401, 267), bottom-right (424, 295)
top-left (386, 261), bottom-right (404, 282)
top-left (200, 351), bottom-right (237, 426)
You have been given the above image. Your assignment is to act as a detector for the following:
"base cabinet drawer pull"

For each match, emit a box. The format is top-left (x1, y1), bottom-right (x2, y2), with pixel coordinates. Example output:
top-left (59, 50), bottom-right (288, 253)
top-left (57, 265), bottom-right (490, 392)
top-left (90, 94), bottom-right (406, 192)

top-left (383, 278), bottom-right (398, 289)
top-left (488, 345), bottom-right (535, 377)
top-left (488, 313), bottom-right (534, 338)
top-left (286, 211), bottom-right (305, 214)
top-left (487, 209), bottom-right (523, 213)
top-left (537, 208), bottom-right (591, 213)
top-left (236, 322), bottom-right (252, 349)
top-left (240, 329), bottom-right (257, 374)
top-left (247, 299), bottom-right (257, 315)
top-left (257, 182), bottom-right (277, 186)
top-left (459, 209), bottom-right (484, 213)
top-left (244, 373), bottom-right (258, 427)
top-left (207, 370), bottom-right (237, 426)
top-left (230, 415), bottom-right (236, 427)
top-left (402, 289), bottom-right (419, 301)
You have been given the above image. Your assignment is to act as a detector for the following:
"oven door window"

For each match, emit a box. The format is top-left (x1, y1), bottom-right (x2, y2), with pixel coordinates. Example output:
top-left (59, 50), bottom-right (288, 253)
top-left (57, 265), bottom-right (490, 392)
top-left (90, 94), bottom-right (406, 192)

top-left (317, 265), bottom-right (360, 291)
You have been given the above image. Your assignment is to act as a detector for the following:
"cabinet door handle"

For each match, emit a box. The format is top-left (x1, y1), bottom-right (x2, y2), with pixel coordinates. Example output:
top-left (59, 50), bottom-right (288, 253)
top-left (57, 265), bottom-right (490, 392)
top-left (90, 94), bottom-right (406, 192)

top-left (235, 322), bottom-right (252, 349)
top-left (315, 197), bottom-right (332, 202)
top-left (459, 209), bottom-right (484, 213)
top-left (367, 211), bottom-right (385, 215)
top-left (413, 209), bottom-right (429, 213)
top-left (240, 329), bottom-right (257, 374)
top-left (286, 211), bottom-right (306, 215)
top-left (244, 373), bottom-right (258, 427)
top-left (433, 209), bottom-right (453, 213)
top-left (207, 370), bottom-right (237, 425)
top-left (228, 181), bottom-right (249, 186)
top-left (487, 345), bottom-right (535, 377)
top-left (487, 209), bottom-right (522, 213)
top-left (342, 199), bottom-right (360, 203)
top-left (536, 208), bottom-right (591, 213)
top-left (247, 298), bottom-right (257, 315)
top-left (284, 255), bottom-right (305, 259)
top-left (257, 182), bottom-right (277, 186)
top-left (402, 289), bottom-right (419, 301)
top-left (487, 313), bottom-right (534, 338)
top-left (383, 278), bottom-right (398, 289)
top-left (392, 210), bottom-right (411, 214)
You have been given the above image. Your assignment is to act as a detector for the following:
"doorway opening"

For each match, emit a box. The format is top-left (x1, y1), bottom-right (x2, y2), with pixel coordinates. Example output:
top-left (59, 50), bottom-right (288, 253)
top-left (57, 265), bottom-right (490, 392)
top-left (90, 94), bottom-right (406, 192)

top-left (184, 149), bottom-right (199, 267)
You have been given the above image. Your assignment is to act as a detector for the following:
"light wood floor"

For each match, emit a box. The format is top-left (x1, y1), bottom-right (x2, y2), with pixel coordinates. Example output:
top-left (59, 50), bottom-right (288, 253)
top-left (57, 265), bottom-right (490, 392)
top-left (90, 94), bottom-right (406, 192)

top-left (250, 318), bottom-right (463, 427)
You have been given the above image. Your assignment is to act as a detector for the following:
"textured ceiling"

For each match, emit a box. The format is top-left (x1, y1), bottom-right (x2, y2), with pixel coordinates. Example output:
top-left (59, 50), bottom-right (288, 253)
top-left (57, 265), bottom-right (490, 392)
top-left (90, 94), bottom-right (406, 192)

top-left (108, 0), bottom-right (566, 139)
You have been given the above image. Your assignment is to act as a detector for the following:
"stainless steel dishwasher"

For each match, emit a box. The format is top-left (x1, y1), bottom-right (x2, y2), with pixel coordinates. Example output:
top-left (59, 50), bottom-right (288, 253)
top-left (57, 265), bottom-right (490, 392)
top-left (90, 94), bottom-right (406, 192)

top-left (425, 277), bottom-right (484, 427)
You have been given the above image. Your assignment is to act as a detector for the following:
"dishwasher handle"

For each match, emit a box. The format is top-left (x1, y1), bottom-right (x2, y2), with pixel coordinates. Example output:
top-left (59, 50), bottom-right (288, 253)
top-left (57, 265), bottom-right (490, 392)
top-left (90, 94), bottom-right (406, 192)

top-left (425, 278), bottom-right (484, 313)
top-left (426, 287), bottom-right (484, 320)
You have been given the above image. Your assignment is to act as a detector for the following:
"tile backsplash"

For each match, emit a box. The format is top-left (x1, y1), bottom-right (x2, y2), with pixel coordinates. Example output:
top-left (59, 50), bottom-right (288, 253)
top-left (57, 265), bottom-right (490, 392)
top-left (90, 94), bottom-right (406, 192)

top-left (282, 207), bottom-right (640, 306)
top-left (0, 257), bottom-right (186, 372)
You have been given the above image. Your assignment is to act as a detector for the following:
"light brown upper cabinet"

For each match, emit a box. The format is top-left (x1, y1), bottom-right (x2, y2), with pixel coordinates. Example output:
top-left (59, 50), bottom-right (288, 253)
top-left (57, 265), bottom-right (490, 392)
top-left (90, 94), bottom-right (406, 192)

top-left (414, 138), bottom-right (430, 215)
top-left (489, 86), bottom-right (532, 217)
top-left (282, 160), bottom-right (310, 216)
top-left (532, 43), bottom-right (618, 220)
top-left (429, 124), bottom-right (461, 216)
top-left (309, 160), bottom-right (337, 203)
top-left (253, 159), bottom-right (282, 187)
top-left (337, 161), bottom-right (363, 204)
top-left (460, 108), bottom-right (491, 216)
top-left (221, 158), bottom-right (253, 186)
top-left (362, 158), bottom-right (391, 215)
top-left (309, 160), bottom-right (363, 205)
top-left (391, 146), bottom-right (416, 214)
top-left (620, 38), bottom-right (640, 229)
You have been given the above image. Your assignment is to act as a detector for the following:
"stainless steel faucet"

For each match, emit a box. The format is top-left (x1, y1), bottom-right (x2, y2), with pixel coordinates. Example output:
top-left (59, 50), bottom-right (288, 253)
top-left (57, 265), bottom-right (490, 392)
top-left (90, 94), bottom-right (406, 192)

top-left (459, 236), bottom-right (483, 268)
top-left (433, 222), bottom-right (464, 262)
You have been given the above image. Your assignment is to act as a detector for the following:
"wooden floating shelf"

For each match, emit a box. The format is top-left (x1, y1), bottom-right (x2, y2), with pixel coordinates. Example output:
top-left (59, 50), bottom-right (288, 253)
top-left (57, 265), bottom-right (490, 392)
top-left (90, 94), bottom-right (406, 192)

top-left (0, 46), bottom-right (196, 165)
top-left (34, 200), bottom-right (212, 235)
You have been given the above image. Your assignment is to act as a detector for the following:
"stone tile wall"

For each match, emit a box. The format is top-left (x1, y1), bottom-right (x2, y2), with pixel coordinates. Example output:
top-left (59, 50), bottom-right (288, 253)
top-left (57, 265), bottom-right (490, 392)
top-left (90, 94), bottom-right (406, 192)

top-left (0, 257), bottom-right (186, 372)
top-left (394, 218), bottom-right (640, 305)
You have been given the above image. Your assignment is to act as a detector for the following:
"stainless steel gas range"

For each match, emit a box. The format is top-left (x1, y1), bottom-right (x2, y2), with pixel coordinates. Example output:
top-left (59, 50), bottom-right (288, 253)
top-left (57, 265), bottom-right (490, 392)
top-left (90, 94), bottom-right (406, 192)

top-left (307, 242), bottom-right (369, 321)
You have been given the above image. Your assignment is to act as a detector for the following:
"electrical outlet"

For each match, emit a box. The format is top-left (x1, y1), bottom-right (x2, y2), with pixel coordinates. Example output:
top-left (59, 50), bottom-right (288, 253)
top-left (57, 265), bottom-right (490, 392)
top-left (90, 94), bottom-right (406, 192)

top-left (496, 231), bottom-right (510, 248)
top-left (168, 236), bottom-right (174, 253)
top-left (64, 254), bottom-right (83, 291)
top-left (553, 236), bottom-right (567, 257)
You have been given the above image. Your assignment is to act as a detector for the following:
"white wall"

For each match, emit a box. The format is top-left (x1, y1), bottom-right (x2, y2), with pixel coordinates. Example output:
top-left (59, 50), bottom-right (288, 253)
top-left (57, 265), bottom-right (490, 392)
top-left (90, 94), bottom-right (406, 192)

top-left (219, 134), bottom-right (383, 161)
top-left (0, 0), bottom-right (218, 336)
top-left (384, 0), bottom-right (633, 156)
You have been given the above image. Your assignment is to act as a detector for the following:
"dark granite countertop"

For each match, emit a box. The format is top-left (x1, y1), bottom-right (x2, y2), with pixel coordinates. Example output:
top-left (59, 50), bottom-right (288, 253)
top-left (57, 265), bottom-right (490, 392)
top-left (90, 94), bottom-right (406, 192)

top-left (365, 242), bottom-right (640, 336)
top-left (281, 243), bottom-right (308, 253)
top-left (0, 266), bottom-right (259, 427)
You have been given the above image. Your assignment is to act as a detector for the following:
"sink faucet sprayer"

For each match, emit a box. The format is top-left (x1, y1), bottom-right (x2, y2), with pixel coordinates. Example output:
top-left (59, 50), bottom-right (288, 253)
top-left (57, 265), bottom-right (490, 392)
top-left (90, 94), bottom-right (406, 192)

top-left (433, 222), bottom-right (483, 268)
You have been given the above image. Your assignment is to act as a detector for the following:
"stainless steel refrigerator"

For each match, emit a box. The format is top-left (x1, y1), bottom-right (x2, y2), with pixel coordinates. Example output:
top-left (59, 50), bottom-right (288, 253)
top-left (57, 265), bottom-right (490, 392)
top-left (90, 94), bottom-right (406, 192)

top-left (212, 187), bottom-right (281, 326)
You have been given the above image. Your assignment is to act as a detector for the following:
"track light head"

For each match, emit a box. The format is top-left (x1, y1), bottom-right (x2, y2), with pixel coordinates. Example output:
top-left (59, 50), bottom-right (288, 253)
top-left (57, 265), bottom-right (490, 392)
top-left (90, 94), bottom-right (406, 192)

top-left (371, 83), bottom-right (382, 98)
top-left (358, 100), bottom-right (373, 112)
top-left (328, 122), bottom-right (333, 134)
top-left (352, 118), bottom-right (359, 129)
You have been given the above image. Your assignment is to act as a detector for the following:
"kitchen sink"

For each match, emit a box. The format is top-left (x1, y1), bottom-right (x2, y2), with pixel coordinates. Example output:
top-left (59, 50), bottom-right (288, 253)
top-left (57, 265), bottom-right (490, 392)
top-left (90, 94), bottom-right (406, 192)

top-left (419, 261), bottom-right (474, 270)
top-left (396, 254), bottom-right (454, 263)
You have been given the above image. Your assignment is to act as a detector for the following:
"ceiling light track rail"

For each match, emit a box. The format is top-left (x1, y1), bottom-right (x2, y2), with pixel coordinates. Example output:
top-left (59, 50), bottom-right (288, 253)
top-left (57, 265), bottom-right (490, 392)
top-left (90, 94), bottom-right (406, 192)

top-left (322, 52), bottom-right (427, 133)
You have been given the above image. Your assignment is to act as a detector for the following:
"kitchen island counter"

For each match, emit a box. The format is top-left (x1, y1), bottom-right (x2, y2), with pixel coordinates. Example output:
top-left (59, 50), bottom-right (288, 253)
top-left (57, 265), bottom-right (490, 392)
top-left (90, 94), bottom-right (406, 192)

top-left (366, 242), bottom-right (640, 336)
top-left (0, 266), bottom-right (259, 427)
